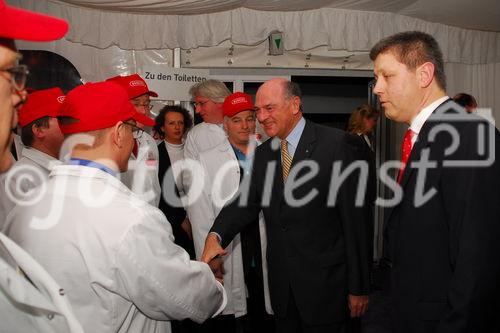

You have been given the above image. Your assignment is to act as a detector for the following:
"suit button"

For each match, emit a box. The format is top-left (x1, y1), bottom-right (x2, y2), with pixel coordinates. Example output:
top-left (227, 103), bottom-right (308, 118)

top-left (47, 313), bottom-right (54, 320)
top-left (281, 226), bottom-right (288, 231)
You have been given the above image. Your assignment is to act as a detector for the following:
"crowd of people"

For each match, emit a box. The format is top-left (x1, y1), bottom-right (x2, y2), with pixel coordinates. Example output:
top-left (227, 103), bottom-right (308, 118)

top-left (1, 1), bottom-right (499, 333)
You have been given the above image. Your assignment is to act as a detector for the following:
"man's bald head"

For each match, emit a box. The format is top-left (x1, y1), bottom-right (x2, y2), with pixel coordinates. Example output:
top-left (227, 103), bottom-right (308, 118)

top-left (255, 79), bottom-right (302, 139)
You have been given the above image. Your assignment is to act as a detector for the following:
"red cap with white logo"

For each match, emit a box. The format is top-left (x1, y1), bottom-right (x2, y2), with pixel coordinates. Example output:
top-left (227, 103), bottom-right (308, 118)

top-left (106, 73), bottom-right (158, 99)
top-left (223, 92), bottom-right (255, 117)
top-left (59, 81), bottom-right (155, 135)
top-left (18, 87), bottom-right (65, 127)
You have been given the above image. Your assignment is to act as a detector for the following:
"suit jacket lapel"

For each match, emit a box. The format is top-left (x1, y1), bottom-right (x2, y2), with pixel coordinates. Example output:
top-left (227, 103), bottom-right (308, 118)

top-left (291, 120), bottom-right (316, 166)
top-left (399, 129), bottom-right (430, 189)
top-left (385, 98), bottom-right (452, 223)
top-left (274, 120), bottom-right (317, 194)
top-left (273, 120), bottom-right (317, 215)
top-left (399, 99), bottom-right (452, 189)
top-left (271, 138), bottom-right (284, 196)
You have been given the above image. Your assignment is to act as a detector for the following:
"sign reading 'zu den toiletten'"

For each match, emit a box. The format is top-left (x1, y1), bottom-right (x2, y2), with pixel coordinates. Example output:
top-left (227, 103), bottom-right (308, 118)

top-left (141, 67), bottom-right (210, 101)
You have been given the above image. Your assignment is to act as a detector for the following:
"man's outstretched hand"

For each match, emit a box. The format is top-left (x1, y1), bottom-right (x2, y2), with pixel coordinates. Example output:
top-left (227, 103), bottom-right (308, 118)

top-left (201, 233), bottom-right (227, 283)
top-left (348, 294), bottom-right (369, 317)
top-left (207, 257), bottom-right (224, 283)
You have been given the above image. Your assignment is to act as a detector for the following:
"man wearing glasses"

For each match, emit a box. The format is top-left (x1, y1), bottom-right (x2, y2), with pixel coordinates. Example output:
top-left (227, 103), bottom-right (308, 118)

top-left (0, 1), bottom-right (85, 332)
top-left (183, 79), bottom-right (231, 196)
top-left (0, 43), bottom-right (27, 173)
top-left (107, 73), bottom-right (161, 206)
top-left (6, 81), bottom-right (227, 332)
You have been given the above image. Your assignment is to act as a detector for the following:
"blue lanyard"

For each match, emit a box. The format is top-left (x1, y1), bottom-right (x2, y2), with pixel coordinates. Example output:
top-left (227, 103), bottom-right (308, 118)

top-left (68, 158), bottom-right (117, 177)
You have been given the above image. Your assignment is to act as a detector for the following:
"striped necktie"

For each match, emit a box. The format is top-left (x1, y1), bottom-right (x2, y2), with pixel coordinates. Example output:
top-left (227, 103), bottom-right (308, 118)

top-left (281, 139), bottom-right (292, 182)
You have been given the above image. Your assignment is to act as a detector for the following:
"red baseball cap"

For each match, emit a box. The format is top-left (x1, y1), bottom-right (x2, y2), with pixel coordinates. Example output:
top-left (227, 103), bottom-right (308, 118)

top-left (18, 87), bottom-right (65, 127)
top-left (0, 0), bottom-right (68, 41)
top-left (59, 81), bottom-right (155, 135)
top-left (223, 92), bottom-right (255, 117)
top-left (106, 74), bottom-right (158, 99)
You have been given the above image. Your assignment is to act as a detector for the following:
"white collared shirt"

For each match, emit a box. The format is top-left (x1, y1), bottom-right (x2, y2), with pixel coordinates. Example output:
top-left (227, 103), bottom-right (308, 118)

top-left (0, 148), bottom-right (61, 230)
top-left (409, 96), bottom-right (449, 147)
top-left (284, 117), bottom-right (306, 158)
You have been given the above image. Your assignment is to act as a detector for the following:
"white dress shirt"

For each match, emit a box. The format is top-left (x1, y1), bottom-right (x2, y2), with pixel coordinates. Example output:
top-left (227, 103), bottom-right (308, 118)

top-left (409, 96), bottom-right (449, 147)
top-left (283, 116), bottom-right (305, 158)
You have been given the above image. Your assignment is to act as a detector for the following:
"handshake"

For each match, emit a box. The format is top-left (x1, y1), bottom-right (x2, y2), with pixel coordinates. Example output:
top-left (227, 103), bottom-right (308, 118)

top-left (201, 233), bottom-right (228, 283)
top-left (199, 231), bottom-right (369, 318)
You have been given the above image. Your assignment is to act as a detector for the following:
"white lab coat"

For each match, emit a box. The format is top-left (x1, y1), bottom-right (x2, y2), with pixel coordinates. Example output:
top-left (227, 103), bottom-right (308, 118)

top-left (5, 164), bottom-right (226, 333)
top-left (0, 147), bottom-right (60, 230)
top-left (0, 232), bottom-right (83, 333)
top-left (182, 122), bottom-right (226, 193)
top-left (121, 131), bottom-right (161, 206)
top-left (191, 139), bottom-right (273, 317)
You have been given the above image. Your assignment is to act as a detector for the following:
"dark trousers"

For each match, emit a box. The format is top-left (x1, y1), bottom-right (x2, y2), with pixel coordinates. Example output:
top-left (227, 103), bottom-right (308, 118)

top-left (240, 266), bottom-right (275, 333)
top-left (171, 314), bottom-right (237, 333)
top-left (276, 289), bottom-right (346, 333)
top-left (198, 314), bottom-right (237, 333)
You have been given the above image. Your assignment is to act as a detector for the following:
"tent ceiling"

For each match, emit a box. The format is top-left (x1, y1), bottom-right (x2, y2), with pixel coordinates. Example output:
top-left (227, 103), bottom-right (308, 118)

top-left (56, 0), bottom-right (500, 32)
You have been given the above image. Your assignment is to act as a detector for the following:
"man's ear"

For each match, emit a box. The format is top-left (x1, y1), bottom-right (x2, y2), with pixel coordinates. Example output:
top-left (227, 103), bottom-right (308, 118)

top-left (112, 121), bottom-right (125, 148)
top-left (291, 96), bottom-right (301, 115)
top-left (418, 62), bottom-right (435, 88)
top-left (32, 123), bottom-right (46, 139)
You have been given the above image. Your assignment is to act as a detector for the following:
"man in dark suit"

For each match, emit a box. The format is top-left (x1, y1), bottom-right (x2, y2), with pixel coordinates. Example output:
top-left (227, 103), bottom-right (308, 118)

top-left (371, 31), bottom-right (500, 332)
top-left (201, 78), bottom-right (371, 333)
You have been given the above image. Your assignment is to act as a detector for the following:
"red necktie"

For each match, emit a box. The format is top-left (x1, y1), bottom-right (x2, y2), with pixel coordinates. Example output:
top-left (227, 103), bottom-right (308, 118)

top-left (397, 129), bottom-right (414, 183)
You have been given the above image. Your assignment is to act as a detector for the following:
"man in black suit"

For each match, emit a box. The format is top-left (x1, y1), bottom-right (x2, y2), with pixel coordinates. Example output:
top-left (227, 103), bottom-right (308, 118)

top-left (371, 31), bottom-right (500, 332)
top-left (201, 78), bottom-right (371, 333)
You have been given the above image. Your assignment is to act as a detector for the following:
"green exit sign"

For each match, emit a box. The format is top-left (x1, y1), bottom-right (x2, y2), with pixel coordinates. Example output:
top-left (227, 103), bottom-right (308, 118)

top-left (269, 31), bottom-right (284, 55)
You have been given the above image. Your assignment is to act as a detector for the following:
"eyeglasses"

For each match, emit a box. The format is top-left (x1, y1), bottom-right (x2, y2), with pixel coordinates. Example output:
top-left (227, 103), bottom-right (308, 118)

top-left (0, 65), bottom-right (29, 91)
top-left (123, 121), bottom-right (144, 139)
top-left (190, 100), bottom-right (210, 108)
top-left (132, 103), bottom-right (153, 112)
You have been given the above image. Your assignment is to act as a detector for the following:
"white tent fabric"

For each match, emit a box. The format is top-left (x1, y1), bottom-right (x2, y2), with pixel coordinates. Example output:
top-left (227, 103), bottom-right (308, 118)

top-left (30, 0), bottom-right (500, 33)
top-left (10, 0), bottom-right (500, 64)
top-left (51, 0), bottom-right (338, 14)
top-left (16, 38), bottom-right (173, 85)
top-left (445, 62), bottom-right (500, 120)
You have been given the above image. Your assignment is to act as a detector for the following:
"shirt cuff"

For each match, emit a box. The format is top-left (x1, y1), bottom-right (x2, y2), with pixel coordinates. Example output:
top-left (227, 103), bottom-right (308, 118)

top-left (208, 231), bottom-right (222, 244)
top-left (212, 280), bottom-right (228, 317)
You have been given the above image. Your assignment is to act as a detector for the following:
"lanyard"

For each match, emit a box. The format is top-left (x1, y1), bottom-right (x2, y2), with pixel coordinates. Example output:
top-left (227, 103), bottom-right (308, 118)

top-left (68, 158), bottom-right (117, 177)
